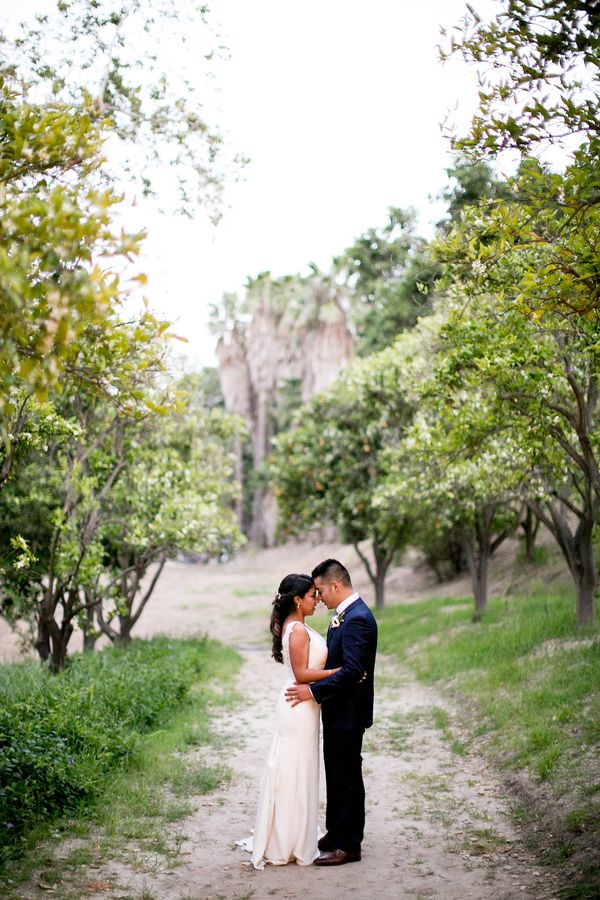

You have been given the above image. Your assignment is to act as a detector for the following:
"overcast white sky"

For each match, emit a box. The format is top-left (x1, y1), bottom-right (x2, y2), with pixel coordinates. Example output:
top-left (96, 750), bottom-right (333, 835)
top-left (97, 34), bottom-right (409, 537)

top-left (9, 0), bottom-right (497, 366)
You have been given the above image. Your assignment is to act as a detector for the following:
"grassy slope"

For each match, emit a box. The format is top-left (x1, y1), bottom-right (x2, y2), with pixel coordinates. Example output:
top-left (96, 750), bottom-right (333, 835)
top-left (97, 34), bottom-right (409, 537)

top-left (377, 586), bottom-right (600, 896)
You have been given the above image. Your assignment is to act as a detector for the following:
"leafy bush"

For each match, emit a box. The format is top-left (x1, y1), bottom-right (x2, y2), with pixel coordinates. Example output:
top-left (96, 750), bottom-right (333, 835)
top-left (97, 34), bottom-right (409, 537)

top-left (0, 637), bottom-right (209, 861)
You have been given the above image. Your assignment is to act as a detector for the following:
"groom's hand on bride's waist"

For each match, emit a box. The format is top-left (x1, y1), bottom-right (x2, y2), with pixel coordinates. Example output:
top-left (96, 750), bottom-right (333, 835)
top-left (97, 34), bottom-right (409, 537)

top-left (285, 683), bottom-right (314, 706)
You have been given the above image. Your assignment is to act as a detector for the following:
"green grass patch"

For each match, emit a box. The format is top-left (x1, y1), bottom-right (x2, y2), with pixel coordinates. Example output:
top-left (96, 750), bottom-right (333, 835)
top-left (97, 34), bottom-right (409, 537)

top-left (463, 826), bottom-right (510, 855)
top-left (378, 592), bottom-right (600, 866)
top-left (0, 635), bottom-right (241, 884)
top-left (385, 711), bottom-right (416, 753)
top-left (430, 706), bottom-right (466, 756)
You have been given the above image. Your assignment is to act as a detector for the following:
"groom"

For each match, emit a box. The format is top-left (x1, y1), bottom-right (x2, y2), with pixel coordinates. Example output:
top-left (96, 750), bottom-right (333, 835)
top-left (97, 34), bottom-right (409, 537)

top-left (285, 558), bottom-right (378, 866)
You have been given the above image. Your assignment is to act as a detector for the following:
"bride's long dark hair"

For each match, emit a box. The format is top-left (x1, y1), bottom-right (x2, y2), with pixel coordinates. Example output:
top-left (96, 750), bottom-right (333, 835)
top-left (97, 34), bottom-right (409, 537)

top-left (270, 573), bottom-right (314, 663)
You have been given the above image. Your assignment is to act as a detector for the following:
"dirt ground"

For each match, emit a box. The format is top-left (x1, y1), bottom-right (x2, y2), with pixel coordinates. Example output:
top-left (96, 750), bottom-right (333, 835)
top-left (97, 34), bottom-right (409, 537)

top-left (4, 542), bottom-right (564, 899)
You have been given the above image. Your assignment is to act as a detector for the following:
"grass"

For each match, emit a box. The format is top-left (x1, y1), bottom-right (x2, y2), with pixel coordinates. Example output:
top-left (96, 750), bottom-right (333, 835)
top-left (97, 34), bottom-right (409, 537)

top-left (384, 711), bottom-right (415, 753)
top-left (430, 706), bottom-right (467, 756)
top-left (0, 637), bottom-right (241, 898)
top-left (378, 590), bottom-right (598, 776)
top-left (462, 826), bottom-right (510, 855)
top-left (0, 634), bottom-right (230, 860)
top-left (377, 588), bottom-right (600, 894)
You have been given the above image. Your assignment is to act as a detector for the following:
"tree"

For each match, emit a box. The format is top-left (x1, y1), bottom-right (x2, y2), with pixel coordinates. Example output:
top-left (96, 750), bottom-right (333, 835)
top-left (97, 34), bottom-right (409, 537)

top-left (380, 398), bottom-right (531, 620)
top-left (270, 339), bottom-right (415, 608)
top-left (0, 415), bottom-right (118, 670)
top-left (0, 67), bottom-right (179, 518)
top-left (422, 274), bottom-right (600, 626)
top-left (438, 152), bottom-right (600, 318)
top-left (2, 0), bottom-right (243, 217)
top-left (438, 155), bottom-right (512, 229)
top-left (444, 0), bottom-right (600, 319)
top-left (0, 316), bottom-right (172, 670)
top-left (444, 0), bottom-right (600, 158)
top-left (410, 516), bottom-right (467, 584)
top-left (334, 207), bottom-right (437, 355)
top-left (0, 4), bottom-right (245, 668)
top-left (211, 269), bottom-right (353, 545)
top-left (0, 76), bottom-right (143, 436)
top-left (94, 404), bottom-right (243, 646)
top-left (434, 4), bottom-right (600, 622)
top-left (366, 307), bottom-right (531, 618)
top-left (175, 367), bottom-right (225, 412)
top-left (0, 340), bottom-right (244, 668)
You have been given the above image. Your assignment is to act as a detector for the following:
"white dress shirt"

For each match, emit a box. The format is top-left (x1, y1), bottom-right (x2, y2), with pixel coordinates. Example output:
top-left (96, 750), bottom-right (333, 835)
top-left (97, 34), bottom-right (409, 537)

top-left (335, 591), bottom-right (359, 616)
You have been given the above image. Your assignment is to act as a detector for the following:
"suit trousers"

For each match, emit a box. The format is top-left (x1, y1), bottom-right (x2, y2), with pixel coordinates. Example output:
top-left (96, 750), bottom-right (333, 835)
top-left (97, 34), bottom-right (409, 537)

top-left (322, 726), bottom-right (365, 853)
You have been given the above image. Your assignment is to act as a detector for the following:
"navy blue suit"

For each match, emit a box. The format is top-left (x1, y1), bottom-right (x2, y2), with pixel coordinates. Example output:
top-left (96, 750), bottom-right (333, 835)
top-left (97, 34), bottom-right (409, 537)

top-left (310, 597), bottom-right (377, 852)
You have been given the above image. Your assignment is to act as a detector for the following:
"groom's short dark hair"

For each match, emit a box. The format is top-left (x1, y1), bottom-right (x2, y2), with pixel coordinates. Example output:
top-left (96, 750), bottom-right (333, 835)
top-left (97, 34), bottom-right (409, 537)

top-left (311, 558), bottom-right (351, 587)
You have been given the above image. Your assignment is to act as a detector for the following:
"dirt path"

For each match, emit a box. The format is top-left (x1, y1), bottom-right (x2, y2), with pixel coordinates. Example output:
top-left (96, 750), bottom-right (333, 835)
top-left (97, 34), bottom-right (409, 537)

top-left (11, 544), bottom-right (561, 899)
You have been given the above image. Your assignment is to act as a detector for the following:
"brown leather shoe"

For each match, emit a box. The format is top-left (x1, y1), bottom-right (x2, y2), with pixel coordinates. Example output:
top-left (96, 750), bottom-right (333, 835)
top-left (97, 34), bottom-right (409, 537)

top-left (318, 834), bottom-right (335, 852)
top-left (313, 849), bottom-right (361, 866)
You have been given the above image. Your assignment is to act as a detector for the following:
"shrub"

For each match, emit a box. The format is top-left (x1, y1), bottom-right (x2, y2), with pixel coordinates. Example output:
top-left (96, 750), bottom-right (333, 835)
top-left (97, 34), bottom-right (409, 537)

top-left (0, 637), bottom-right (208, 861)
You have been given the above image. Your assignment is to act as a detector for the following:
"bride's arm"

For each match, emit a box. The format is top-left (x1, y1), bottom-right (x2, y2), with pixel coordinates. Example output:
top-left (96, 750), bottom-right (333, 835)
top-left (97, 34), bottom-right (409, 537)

top-left (288, 627), bottom-right (340, 683)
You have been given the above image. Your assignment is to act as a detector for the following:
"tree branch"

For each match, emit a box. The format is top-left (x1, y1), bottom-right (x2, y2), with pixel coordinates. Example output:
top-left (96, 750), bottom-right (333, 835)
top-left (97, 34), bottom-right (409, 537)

top-left (130, 556), bottom-right (167, 627)
top-left (353, 542), bottom-right (376, 586)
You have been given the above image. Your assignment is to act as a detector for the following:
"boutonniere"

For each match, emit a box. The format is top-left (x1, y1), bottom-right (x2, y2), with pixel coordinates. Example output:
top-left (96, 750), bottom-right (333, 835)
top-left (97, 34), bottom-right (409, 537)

top-left (330, 611), bottom-right (346, 629)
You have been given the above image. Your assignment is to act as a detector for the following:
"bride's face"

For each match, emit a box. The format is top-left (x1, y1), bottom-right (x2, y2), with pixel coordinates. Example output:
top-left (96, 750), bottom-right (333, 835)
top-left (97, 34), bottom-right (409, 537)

top-left (297, 585), bottom-right (318, 617)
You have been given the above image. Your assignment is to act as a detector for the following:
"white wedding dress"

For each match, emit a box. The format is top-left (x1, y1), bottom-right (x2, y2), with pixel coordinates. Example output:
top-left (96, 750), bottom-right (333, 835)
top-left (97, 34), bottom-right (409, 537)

top-left (238, 621), bottom-right (327, 869)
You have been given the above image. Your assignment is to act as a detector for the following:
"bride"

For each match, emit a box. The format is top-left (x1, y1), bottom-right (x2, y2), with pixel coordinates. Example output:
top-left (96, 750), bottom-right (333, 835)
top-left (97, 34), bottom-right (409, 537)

top-left (238, 573), bottom-right (339, 869)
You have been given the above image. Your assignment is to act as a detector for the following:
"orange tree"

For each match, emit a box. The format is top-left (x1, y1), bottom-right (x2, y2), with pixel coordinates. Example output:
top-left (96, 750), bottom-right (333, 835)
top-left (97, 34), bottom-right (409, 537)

top-left (0, 73), bottom-right (145, 486)
top-left (2, 0), bottom-right (243, 218)
top-left (444, 0), bottom-right (600, 319)
top-left (0, 329), bottom-right (244, 670)
top-left (270, 340), bottom-right (415, 608)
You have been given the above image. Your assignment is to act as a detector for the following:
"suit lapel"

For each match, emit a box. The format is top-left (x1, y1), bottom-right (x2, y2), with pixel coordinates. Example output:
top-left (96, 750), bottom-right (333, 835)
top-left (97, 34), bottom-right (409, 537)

top-left (326, 597), bottom-right (362, 646)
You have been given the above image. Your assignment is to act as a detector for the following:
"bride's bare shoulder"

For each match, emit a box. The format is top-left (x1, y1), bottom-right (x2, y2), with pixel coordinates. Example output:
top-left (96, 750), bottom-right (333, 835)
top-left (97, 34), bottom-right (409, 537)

top-left (284, 619), bottom-right (309, 641)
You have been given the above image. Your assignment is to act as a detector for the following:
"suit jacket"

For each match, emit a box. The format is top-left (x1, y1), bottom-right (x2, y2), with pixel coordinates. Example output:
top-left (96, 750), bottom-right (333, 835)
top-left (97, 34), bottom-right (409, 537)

top-left (310, 597), bottom-right (377, 730)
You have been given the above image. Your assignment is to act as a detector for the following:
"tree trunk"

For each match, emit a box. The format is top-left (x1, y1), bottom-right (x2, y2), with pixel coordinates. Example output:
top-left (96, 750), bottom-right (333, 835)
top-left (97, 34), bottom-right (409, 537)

top-left (449, 536), bottom-right (466, 576)
top-left (115, 556), bottom-right (168, 642)
top-left (96, 603), bottom-right (118, 643)
top-left (48, 620), bottom-right (73, 674)
top-left (249, 486), bottom-right (277, 546)
top-left (572, 516), bottom-right (597, 626)
top-left (462, 534), bottom-right (490, 622)
top-left (34, 617), bottom-right (51, 662)
top-left (462, 509), bottom-right (494, 622)
top-left (472, 553), bottom-right (489, 622)
top-left (82, 593), bottom-right (98, 652)
top-left (575, 571), bottom-right (596, 626)
top-left (530, 492), bottom-right (597, 627)
top-left (37, 582), bottom-right (86, 671)
top-left (82, 628), bottom-right (97, 652)
top-left (116, 616), bottom-right (134, 645)
top-left (354, 539), bottom-right (392, 610)
top-left (520, 505), bottom-right (540, 563)
top-left (373, 569), bottom-right (386, 609)
top-left (429, 558), bottom-right (445, 584)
